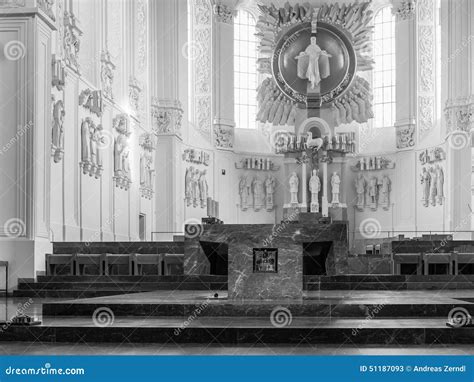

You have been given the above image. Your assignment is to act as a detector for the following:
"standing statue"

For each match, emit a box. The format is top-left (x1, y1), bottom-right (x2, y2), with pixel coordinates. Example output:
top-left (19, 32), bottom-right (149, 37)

top-left (420, 167), bottom-right (431, 207)
top-left (51, 100), bottom-right (65, 163)
top-left (289, 172), bottom-right (299, 205)
top-left (239, 175), bottom-right (251, 211)
top-left (192, 168), bottom-right (200, 208)
top-left (429, 166), bottom-right (437, 206)
top-left (380, 175), bottom-right (391, 210)
top-left (309, 169), bottom-right (321, 213)
top-left (295, 36), bottom-right (332, 89)
top-left (199, 170), bottom-right (208, 209)
top-left (368, 176), bottom-right (378, 209)
top-left (252, 177), bottom-right (264, 211)
top-left (330, 172), bottom-right (341, 205)
top-left (185, 166), bottom-right (194, 207)
top-left (436, 165), bottom-right (444, 205)
top-left (264, 175), bottom-right (276, 211)
top-left (354, 173), bottom-right (366, 211)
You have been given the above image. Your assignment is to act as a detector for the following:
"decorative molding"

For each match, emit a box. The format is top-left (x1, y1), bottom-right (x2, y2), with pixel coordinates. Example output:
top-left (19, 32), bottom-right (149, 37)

top-left (151, 98), bottom-right (183, 137)
top-left (51, 97), bottom-right (65, 163)
top-left (136, 0), bottom-right (147, 73)
top-left (396, 122), bottom-right (416, 149)
top-left (139, 133), bottom-right (155, 200)
top-left (38, 0), bottom-right (55, 21)
top-left (80, 118), bottom-right (104, 178)
top-left (79, 88), bottom-right (103, 117)
top-left (417, 0), bottom-right (434, 22)
top-left (0, 0), bottom-right (25, 7)
top-left (444, 96), bottom-right (474, 133)
top-left (394, 0), bottom-right (416, 20)
top-left (63, 11), bottom-right (82, 73)
top-left (182, 148), bottom-right (210, 166)
top-left (52, 55), bottom-right (65, 90)
top-left (419, 96), bottom-right (434, 136)
top-left (213, 4), bottom-right (235, 24)
top-left (419, 25), bottom-right (434, 93)
top-left (100, 50), bottom-right (115, 100)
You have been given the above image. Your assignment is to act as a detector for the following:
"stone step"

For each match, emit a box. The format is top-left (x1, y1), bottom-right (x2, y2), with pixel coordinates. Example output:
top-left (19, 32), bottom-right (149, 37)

top-left (35, 275), bottom-right (227, 283)
top-left (304, 282), bottom-right (474, 290)
top-left (17, 282), bottom-right (226, 291)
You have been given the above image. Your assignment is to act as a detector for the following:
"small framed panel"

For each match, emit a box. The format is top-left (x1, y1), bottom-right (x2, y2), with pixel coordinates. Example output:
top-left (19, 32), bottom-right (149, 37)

top-left (253, 248), bottom-right (278, 273)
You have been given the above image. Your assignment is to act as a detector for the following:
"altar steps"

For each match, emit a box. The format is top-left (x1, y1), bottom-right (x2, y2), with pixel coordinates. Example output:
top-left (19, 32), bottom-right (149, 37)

top-left (13, 276), bottom-right (227, 298)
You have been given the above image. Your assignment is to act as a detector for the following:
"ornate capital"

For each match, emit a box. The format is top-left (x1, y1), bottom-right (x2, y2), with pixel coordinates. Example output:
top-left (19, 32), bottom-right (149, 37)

top-left (444, 96), bottom-right (474, 133)
top-left (213, 119), bottom-right (234, 150)
top-left (213, 4), bottom-right (235, 24)
top-left (395, 120), bottom-right (416, 150)
top-left (151, 98), bottom-right (183, 137)
top-left (394, 0), bottom-right (416, 21)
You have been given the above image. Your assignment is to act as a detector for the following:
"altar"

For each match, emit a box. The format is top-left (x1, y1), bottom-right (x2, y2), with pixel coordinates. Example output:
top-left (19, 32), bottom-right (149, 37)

top-left (184, 222), bottom-right (349, 300)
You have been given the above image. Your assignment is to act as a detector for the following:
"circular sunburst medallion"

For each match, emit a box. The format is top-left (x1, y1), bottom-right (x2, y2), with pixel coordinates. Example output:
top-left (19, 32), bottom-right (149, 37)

top-left (271, 21), bottom-right (357, 106)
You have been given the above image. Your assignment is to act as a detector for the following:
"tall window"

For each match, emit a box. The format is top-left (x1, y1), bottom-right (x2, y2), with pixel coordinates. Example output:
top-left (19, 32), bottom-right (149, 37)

top-left (372, 6), bottom-right (396, 128)
top-left (234, 10), bottom-right (257, 129)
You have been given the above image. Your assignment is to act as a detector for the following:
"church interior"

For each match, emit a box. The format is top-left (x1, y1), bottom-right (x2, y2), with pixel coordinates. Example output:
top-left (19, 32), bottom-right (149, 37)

top-left (0, 0), bottom-right (473, 354)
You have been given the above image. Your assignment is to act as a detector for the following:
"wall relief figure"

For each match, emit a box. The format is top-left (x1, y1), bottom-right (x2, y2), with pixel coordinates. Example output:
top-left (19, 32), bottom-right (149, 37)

top-left (79, 88), bottom-right (103, 117)
top-left (309, 169), bottom-right (321, 213)
top-left (252, 176), bottom-right (264, 211)
top-left (330, 172), bottom-right (340, 205)
top-left (51, 99), bottom-right (65, 163)
top-left (113, 114), bottom-right (131, 190)
top-left (185, 166), bottom-right (195, 207)
top-left (420, 166), bottom-right (431, 207)
top-left (379, 175), bottom-right (391, 210)
top-left (101, 50), bottom-right (115, 100)
top-left (429, 166), bottom-right (437, 206)
top-left (63, 11), bottom-right (82, 73)
top-left (354, 173), bottom-right (366, 211)
top-left (289, 172), bottom-right (299, 205)
top-left (80, 117), bottom-right (104, 178)
top-left (436, 164), bottom-right (444, 205)
top-left (199, 169), bottom-right (208, 209)
top-left (139, 133), bottom-right (155, 200)
top-left (264, 175), bottom-right (276, 211)
top-left (129, 76), bottom-right (142, 115)
top-left (239, 175), bottom-right (251, 211)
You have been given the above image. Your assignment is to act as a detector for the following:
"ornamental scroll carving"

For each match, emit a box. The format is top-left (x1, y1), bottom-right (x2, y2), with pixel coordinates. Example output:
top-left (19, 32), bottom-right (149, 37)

top-left (419, 96), bottom-right (434, 136)
top-left (419, 26), bottom-right (434, 93)
top-left (213, 4), bottom-right (235, 24)
top-left (151, 98), bottom-right (183, 137)
top-left (445, 96), bottom-right (474, 133)
top-left (63, 11), bottom-right (82, 73)
top-left (396, 124), bottom-right (416, 150)
top-left (101, 51), bottom-right (115, 100)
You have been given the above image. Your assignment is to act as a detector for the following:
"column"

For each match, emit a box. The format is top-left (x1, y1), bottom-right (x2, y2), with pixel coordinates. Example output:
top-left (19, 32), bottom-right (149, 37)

top-left (0, 3), bottom-right (56, 289)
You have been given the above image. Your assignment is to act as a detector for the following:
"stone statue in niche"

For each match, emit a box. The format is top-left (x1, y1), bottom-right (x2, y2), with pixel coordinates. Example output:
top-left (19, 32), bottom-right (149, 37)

top-left (239, 175), bottom-right (251, 211)
top-left (192, 168), bottom-right (200, 208)
top-left (379, 175), bottom-right (391, 210)
top-left (252, 177), bottom-right (264, 211)
top-left (80, 118), bottom-right (104, 178)
top-left (295, 36), bottom-right (332, 89)
top-left (330, 172), bottom-right (341, 205)
top-left (185, 166), bottom-right (194, 207)
top-left (289, 172), bottom-right (299, 205)
top-left (199, 170), bottom-right (208, 209)
top-left (368, 176), bottom-right (378, 210)
top-left (309, 169), bottom-right (321, 213)
top-left (354, 173), bottom-right (366, 211)
top-left (113, 115), bottom-right (131, 190)
top-left (420, 167), bottom-right (431, 207)
top-left (429, 166), bottom-right (437, 206)
top-left (436, 165), bottom-right (444, 205)
top-left (51, 99), bottom-right (65, 163)
top-left (264, 175), bottom-right (276, 211)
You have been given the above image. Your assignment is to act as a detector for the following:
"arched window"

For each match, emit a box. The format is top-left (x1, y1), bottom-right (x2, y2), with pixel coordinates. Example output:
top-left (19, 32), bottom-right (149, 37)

top-left (234, 10), bottom-right (257, 129)
top-left (372, 5), bottom-right (396, 128)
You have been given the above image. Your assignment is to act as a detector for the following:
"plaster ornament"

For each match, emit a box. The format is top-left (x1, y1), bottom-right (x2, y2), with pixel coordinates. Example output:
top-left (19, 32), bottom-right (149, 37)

top-left (198, 170), bottom-right (209, 209)
top-left (80, 118), bottom-right (104, 178)
top-left (252, 177), bottom-right (264, 211)
top-left (185, 166), bottom-right (194, 207)
top-left (239, 175), bottom-right (251, 211)
top-left (51, 99), bottom-right (65, 163)
top-left (354, 173), bottom-right (366, 211)
top-left (264, 175), bottom-right (276, 211)
top-left (331, 172), bottom-right (341, 205)
top-left (379, 175), bottom-right (391, 210)
top-left (309, 169), bottom-right (321, 213)
top-left (289, 172), bottom-right (299, 205)
top-left (420, 167), bottom-right (431, 207)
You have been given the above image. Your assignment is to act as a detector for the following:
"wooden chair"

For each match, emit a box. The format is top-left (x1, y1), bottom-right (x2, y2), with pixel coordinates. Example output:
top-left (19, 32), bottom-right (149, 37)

top-left (45, 254), bottom-right (74, 275)
top-left (453, 253), bottom-right (474, 275)
top-left (75, 254), bottom-right (104, 275)
top-left (130, 254), bottom-right (163, 276)
top-left (163, 254), bottom-right (184, 275)
top-left (392, 253), bottom-right (422, 275)
top-left (105, 254), bottom-right (132, 275)
top-left (423, 252), bottom-right (454, 275)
